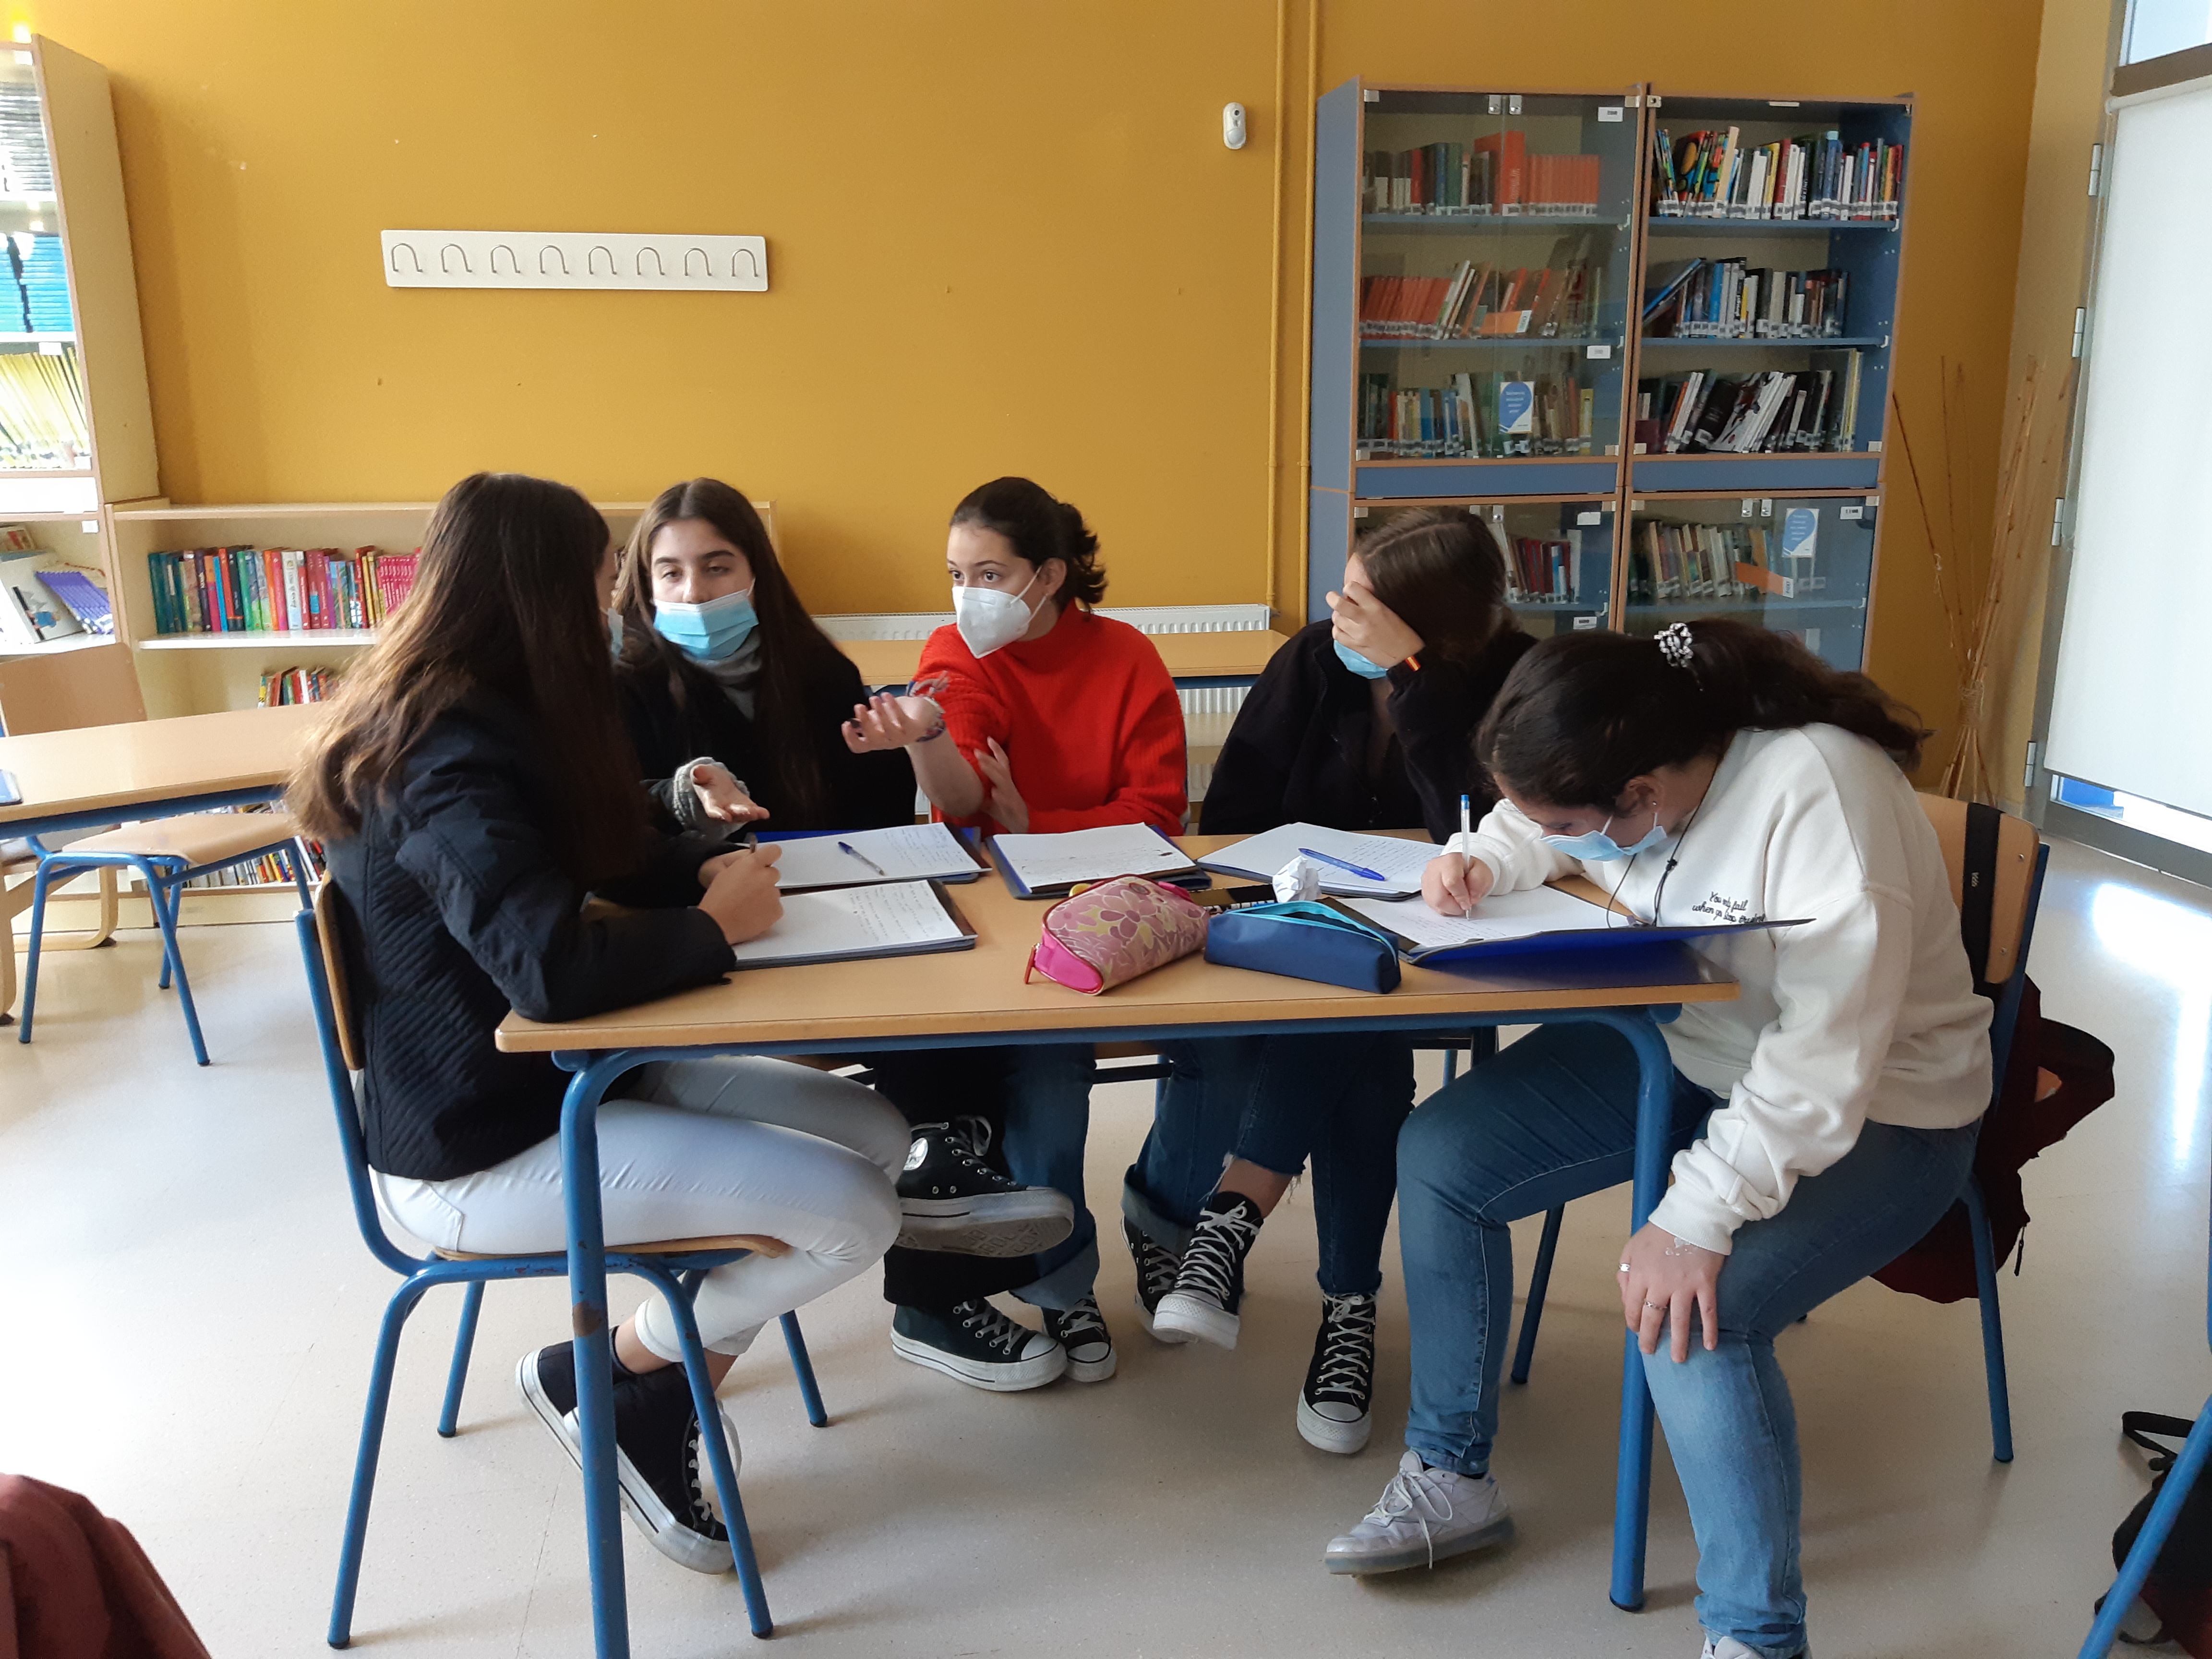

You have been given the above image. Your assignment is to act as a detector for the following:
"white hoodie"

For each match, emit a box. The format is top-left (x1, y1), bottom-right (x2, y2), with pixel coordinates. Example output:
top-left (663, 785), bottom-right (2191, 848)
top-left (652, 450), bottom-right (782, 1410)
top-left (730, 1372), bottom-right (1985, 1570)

top-left (1459, 723), bottom-right (1992, 1254)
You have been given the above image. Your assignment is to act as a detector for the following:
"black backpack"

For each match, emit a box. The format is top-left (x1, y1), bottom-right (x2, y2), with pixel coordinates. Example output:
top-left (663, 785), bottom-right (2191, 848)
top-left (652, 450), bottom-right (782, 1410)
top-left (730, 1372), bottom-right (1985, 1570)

top-left (2107, 1413), bottom-right (2212, 1652)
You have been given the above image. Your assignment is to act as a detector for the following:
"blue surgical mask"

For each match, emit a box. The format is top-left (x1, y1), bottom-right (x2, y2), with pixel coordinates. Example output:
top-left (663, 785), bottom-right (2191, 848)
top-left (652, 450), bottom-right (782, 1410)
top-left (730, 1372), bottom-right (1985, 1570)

top-left (1333, 639), bottom-right (1392, 680)
top-left (653, 588), bottom-right (757, 661)
top-left (1542, 813), bottom-right (1670, 863)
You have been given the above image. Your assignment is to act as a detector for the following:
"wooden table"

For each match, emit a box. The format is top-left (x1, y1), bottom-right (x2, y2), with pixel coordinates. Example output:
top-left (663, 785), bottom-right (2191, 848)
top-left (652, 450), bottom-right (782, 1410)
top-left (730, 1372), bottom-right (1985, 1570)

top-left (839, 628), bottom-right (1295, 692)
top-left (495, 834), bottom-right (1736, 1642)
top-left (0, 701), bottom-right (326, 838)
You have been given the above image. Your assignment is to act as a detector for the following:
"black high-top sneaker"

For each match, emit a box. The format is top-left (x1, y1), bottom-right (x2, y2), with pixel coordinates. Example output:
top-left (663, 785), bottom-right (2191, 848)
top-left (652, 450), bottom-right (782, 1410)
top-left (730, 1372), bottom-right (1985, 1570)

top-left (1123, 1215), bottom-right (1188, 1346)
top-left (1298, 1292), bottom-right (1378, 1454)
top-left (1043, 1294), bottom-right (1117, 1382)
top-left (889, 1299), bottom-right (1067, 1391)
top-left (1153, 1190), bottom-right (1264, 1349)
top-left (896, 1117), bottom-right (1076, 1257)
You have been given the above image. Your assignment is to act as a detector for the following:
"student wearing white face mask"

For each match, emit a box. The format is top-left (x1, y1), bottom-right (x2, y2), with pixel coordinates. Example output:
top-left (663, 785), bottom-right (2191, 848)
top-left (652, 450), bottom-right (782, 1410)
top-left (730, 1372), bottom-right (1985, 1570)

top-left (842, 477), bottom-right (1186, 1393)
top-left (613, 478), bottom-right (914, 835)
top-left (1322, 620), bottom-right (1990, 1659)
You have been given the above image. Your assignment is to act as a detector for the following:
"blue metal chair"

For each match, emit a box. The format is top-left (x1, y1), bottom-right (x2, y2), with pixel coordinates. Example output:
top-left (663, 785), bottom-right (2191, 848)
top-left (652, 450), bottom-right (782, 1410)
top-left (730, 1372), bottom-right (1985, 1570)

top-left (295, 889), bottom-right (828, 1647)
top-left (20, 810), bottom-right (313, 1063)
top-left (2081, 1337), bottom-right (2212, 1653)
top-left (1491, 800), bottom-right (2049, 1472)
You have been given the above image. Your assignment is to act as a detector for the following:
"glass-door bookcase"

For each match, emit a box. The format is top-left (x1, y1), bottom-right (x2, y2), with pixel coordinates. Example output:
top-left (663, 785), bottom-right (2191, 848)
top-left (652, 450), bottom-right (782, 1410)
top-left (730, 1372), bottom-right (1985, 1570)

top-left (1353, 496), bottom-right (1615, 641)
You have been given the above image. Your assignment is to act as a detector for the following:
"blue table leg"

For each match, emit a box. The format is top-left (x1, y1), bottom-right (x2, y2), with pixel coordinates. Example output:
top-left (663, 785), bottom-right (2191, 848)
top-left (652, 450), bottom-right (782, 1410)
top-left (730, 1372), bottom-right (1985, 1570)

top-left (559, 1053), bottom-right (634, 1659)
top-left (1602, 1007), bottom-right (1679, 1613)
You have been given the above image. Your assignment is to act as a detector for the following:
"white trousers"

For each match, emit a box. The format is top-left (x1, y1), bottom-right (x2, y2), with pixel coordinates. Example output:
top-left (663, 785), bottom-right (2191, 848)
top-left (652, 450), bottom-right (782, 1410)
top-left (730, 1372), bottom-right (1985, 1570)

top-left (379, 1058), bottom-right (907, 1359)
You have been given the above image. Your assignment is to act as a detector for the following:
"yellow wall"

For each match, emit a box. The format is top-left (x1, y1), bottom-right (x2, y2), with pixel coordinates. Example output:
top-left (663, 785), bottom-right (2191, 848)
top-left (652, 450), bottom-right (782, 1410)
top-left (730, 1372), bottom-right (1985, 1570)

top-left (23, 0), bottom-right (2046, 751)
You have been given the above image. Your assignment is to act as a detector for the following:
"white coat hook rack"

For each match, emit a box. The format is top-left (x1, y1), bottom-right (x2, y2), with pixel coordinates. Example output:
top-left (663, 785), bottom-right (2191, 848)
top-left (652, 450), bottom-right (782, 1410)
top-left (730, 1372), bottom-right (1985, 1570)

top-left (380, 229), bottom-right (769, 292)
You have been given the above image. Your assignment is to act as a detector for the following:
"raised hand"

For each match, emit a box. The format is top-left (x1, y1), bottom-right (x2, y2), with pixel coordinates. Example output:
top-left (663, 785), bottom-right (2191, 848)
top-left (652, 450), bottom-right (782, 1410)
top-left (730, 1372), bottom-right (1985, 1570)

top-left (843, 692), bottom-right (941, 753)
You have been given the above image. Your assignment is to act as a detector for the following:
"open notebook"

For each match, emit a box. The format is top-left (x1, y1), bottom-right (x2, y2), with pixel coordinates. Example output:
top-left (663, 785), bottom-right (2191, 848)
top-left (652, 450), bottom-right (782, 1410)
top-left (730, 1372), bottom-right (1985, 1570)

top-left (1343, 884), bottom-right (1808, 963)
top-left (986, 824), bottom-right (1204, 899)
top-left (1198, 823), bottom-right (1440, 900)
top-left (726, 880), bottom-right (977, 970)
top-left (766, 823), bottom-right (986, 891)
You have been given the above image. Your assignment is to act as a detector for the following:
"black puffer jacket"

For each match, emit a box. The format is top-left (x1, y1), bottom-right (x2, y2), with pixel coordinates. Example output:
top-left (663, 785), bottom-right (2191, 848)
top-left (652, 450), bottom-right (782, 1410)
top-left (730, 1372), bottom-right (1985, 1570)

top-left (1200, 619), bottom-right (1536, 842)
top-left (324, 694), bottom-right (735, 1180)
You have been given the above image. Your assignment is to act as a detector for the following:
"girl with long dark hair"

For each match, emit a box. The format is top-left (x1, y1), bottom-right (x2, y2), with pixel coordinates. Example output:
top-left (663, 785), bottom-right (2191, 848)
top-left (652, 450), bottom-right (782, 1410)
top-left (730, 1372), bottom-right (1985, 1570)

top-left (842, 476), bottom-right (1187, 1394)
top-left (612, 478), bottom-right (913, 834)
top-left (1322, 620), bottom-right (1991, 1659)
top-left (1122, 509), bottom-right (1535, 1456)
top-left (292, 472), bottom-right (919, 1576)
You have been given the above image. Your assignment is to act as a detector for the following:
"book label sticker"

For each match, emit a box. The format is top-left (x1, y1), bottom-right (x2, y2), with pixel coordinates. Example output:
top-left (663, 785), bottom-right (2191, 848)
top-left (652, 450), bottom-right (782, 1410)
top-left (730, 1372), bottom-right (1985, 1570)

top-left (1497, 380), bottom-right (1535, 434)
top-left (1576, 510), bottom-right (1602, 526)
top-left (1598, 107), bottom-right (1624, 122)
top-left (1586, 343), bottom-right (1612, 359)
top-left (1779, 507), bottom-right (1820, 562)
top-left (1573, 615), bottom-right (1600, 630)
top-left (1839, 505), bottom-right (1863, 520)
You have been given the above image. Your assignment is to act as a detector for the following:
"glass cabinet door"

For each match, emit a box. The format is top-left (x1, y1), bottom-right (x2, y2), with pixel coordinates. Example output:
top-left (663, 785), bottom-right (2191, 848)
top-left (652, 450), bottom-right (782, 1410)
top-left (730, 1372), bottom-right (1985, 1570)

top-left (1353, 88), bottom-right (1639, 498)
top-left (1355, 497), bottom-right (1614, 641)
top-left (1622, 493), bottom-right (1875, 670)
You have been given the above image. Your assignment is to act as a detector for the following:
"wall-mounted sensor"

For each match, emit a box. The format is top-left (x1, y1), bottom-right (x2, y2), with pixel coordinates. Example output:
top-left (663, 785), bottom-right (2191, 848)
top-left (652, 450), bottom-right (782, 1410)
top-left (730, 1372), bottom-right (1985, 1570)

top-left (1223, 102), bottom-right (1248, 150)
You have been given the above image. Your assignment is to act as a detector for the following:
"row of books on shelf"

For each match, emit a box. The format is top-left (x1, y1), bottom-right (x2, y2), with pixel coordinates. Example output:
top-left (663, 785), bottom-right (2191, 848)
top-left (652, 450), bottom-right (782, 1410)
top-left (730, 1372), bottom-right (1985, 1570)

top-left (0, 343), bottom-right (87, 469)
top-left (258, 665), bottom-right (337, 706)
top-left (1364, 135), bottom-right (1602, 216)
top-left (1631, 520), bottom-right (1801, 602)
top-left (1359, 236), bottom-right (1607, 341)
top-left (1643, 260), bottom-right (1850, 340)
top-left (1650, 128), bottom-right (1902, 221)
top-left (146, 546), bottom-right (419, 636)
top-left (1358, 370), bottom-right (1599, 458)
top-left (0, 525), bottom-right (109, 647)
top-left (1500, 534), bottom-right (1591, 605)
top-left (1633, 355), bottom-right (1862, 455)
top-left (175, 804), bottom-right (329, 891)
top-left (5, 232), bottom-right (72, 335)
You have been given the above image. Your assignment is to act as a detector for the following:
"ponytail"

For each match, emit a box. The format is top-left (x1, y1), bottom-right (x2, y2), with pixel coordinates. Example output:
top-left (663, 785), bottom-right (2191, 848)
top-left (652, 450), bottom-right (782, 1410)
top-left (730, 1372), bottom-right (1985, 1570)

top-left (950, 476), bottom-right (1107, 609)
top-left (1477, 618), bottom-right (1927, 812)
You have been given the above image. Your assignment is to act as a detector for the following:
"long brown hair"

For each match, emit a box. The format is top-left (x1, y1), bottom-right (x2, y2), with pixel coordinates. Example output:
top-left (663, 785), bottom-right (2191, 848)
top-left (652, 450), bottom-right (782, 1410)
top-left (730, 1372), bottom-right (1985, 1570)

top-left (1478, 618), bottom-right (1927, 812)
top-left (1353, 508), bottom-right (1513, 665)
top-left (290, 472), bottom-right (646, 883)
top-left (612, 478), bottom-right (849, 823)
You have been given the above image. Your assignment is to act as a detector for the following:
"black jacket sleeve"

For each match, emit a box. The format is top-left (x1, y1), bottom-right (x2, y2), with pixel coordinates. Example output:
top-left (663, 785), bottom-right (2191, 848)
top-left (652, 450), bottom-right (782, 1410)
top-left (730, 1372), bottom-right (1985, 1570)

top-left (815, 655), bottom-right (921, 830)
top-left (1198, 629), bottom-right (1326, 835)
top-left (617, 671), bottom-right (697, 830)
top-left (391, 709), bottom-right (734, 1025)
top-left (1387, 628), bottom-right (1538, 841)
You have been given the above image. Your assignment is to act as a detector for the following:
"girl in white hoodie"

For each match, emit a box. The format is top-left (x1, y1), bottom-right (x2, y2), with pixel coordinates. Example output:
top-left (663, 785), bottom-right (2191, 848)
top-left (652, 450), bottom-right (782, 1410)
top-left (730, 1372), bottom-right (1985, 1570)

top-left (1321, 620), bottom-right (1991, 1659)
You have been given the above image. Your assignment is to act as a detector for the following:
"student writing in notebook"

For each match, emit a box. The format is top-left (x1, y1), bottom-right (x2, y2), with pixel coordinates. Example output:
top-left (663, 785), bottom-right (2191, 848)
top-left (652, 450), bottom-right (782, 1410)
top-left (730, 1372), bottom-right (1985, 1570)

top-left (613, 477), bottom-right (914, 835)
top-left (1122, 509), bottom-right (1533, 1454)
top-left (1323, 622), bottom-right (1990, 1659)
top-left (290, 473), bottom-right (1010, 1576)
top-left (842, 477), bottom-right (1187, 1392)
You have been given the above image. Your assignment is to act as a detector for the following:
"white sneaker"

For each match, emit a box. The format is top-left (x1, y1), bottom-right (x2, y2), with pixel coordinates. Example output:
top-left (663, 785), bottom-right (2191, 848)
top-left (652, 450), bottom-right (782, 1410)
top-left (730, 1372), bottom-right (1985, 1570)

top-left (1322, 1448), bottom-right (1513, 1574)
top-left (1702, 1637), bottom-right (1801, 1659)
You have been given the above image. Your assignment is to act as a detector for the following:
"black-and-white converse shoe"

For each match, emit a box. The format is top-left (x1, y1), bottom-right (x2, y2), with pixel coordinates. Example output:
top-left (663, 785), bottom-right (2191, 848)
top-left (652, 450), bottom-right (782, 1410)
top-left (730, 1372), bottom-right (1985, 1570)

top-left (516, 1346), bottom-right (742, 1575)
top-left (896, 1118), bottom-right (1077, 1257)
top-left (890, 1299), bottom-right (1067, 1391)
top-left (1043, 1295), bottom-right (1117, 1382)
top-left (1123, 1215), bottom-right (1189, 1345)
top-left (1298, 1292), bottom-right (1377, 1454)
top-left (1153, 1191), bottom-right (1265, 1349)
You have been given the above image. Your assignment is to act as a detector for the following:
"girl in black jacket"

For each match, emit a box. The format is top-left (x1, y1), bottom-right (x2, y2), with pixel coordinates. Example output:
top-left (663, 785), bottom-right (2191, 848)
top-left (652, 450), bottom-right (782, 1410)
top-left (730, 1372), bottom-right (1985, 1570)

top-left (293, 472), bottom-right (923, 1576)
top-left (612, 478), bottom-right (913, 836)
top-left (1126, 509), bottom-right (1532, 1456)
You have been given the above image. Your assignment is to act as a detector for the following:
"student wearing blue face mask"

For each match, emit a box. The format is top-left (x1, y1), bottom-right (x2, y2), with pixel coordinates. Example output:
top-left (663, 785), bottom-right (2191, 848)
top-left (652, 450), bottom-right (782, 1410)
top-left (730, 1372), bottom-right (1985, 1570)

top-left (1325, 621), bottom-right (1989, 1659)
top-left (1118, 510), bottom-right (1534, 1455)
top-left (613, 478), bottom-right (914, 835)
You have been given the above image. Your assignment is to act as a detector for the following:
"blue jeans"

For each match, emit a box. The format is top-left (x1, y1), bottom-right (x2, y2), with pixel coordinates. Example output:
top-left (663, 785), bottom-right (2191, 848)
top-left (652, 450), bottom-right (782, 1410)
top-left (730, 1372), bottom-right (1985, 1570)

top-left (1122, 1034), bottom-right (1416, 1296)
top-left (1396, 1022), bottom-right (1976, 1657)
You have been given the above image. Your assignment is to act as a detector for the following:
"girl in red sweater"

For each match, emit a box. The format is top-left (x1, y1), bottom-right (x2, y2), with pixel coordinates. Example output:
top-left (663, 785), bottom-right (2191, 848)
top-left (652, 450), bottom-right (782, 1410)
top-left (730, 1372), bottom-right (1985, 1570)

top-left (844, 477), bottom-right (1186, 1391)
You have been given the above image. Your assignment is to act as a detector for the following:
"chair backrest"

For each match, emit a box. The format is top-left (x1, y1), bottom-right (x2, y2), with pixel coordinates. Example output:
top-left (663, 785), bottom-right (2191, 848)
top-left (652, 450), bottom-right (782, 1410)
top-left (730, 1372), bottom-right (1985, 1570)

top-left (0, 642), bottom-right (146, 736)
top-left (1916, 793), bottom-right (2040, 989)
top-left (295, 888), bottom-right (415, 1275)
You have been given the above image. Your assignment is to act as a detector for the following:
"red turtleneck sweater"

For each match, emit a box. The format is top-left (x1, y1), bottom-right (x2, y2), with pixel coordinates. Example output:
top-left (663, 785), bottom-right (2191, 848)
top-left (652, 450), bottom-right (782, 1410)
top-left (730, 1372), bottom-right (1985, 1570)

top-left (914, 606), bottom-right (1187, 837)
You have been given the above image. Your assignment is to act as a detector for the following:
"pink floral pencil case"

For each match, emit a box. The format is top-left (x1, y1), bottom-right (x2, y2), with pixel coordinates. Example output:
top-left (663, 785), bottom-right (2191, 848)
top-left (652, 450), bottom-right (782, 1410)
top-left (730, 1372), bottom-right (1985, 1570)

top-left (1022, 875), bottom-right (1210, 995)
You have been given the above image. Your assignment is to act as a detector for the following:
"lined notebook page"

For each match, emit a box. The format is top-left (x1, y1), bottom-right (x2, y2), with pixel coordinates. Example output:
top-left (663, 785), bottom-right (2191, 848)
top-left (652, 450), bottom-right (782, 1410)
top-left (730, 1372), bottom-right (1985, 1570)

top-left (990, 824), bottom-right (1196, 890)
top-left (1201, 823), bottom-right (1442, 896)
top-left (728, 880), bottom-right (965, 966)
top-left (772, 823), bottom-right (980, 890)
top-left (1344, 885), bottom-right (1612, 950)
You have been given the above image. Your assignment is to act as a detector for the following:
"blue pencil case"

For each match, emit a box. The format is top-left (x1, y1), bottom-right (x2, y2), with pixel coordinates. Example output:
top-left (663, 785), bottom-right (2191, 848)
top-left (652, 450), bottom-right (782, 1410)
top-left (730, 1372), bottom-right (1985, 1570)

top-left (1202, 901), bottom-right (1402, 993)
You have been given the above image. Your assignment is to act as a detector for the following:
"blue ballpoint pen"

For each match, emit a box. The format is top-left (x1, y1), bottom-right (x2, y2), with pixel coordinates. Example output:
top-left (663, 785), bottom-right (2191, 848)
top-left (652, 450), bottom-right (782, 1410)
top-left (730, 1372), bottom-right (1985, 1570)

top-left (837, 840), bottom-right (889, 876)
top-left (1297, 846), bottom-right (1387, 882)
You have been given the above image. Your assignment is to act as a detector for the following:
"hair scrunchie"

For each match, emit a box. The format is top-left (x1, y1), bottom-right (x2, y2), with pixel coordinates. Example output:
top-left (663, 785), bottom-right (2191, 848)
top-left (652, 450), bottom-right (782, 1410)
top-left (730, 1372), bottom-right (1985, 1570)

top-left (1654, 622), bottom-right (1696, 672)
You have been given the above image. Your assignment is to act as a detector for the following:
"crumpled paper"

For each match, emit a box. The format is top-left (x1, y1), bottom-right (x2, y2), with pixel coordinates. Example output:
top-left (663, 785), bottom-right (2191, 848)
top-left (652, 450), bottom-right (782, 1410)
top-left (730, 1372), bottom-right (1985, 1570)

top-left (1272, 855), bottom-right (1323, 903)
